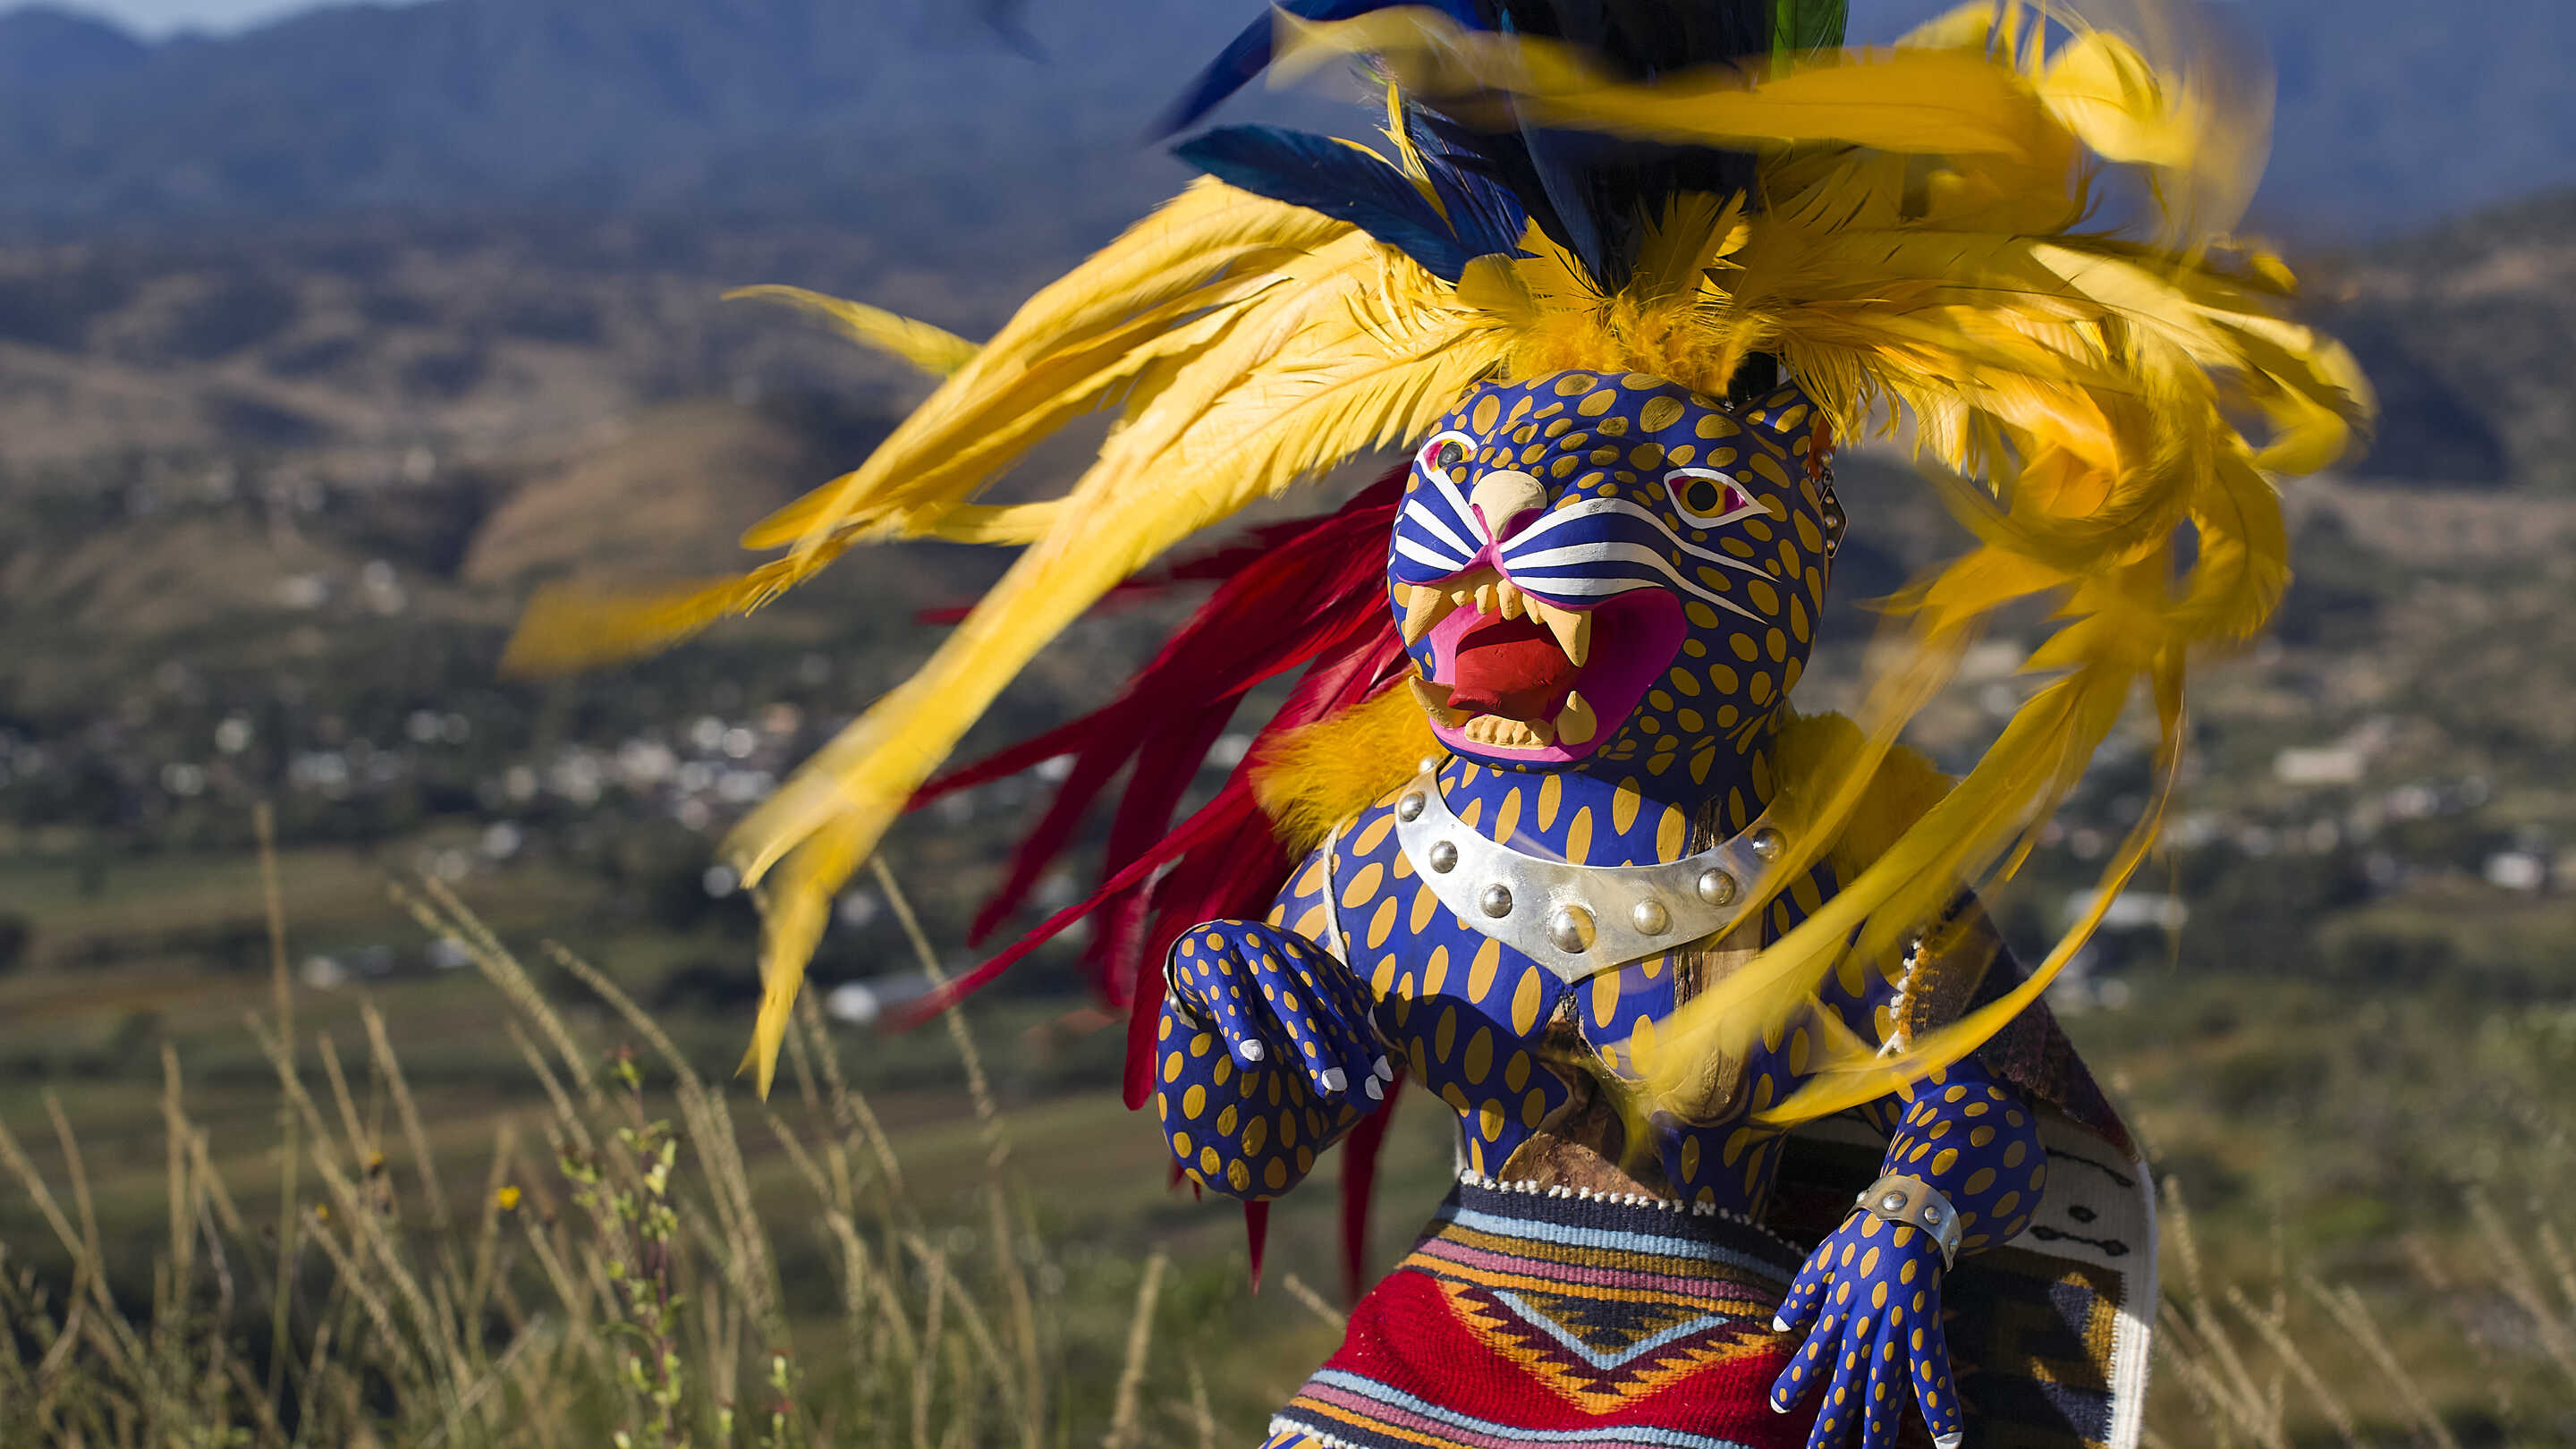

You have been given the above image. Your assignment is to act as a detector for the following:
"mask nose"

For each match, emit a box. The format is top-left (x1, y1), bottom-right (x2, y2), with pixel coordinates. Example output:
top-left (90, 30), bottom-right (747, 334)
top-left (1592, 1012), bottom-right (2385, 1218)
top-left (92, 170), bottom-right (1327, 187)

top-left (1469, 469), bottom-right (1547, 543)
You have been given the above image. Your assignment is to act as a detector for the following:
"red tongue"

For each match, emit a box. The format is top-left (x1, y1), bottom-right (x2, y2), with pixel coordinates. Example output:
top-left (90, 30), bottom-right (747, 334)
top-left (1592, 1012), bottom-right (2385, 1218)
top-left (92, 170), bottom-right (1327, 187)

top-left (1445, 616), bottom-right (1576, 720)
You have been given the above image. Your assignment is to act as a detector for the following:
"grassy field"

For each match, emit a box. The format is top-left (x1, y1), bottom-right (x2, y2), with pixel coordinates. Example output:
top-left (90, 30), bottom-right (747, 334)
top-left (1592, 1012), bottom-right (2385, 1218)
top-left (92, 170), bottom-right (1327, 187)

top-left (4, 829), bottom-right (2576, 1447)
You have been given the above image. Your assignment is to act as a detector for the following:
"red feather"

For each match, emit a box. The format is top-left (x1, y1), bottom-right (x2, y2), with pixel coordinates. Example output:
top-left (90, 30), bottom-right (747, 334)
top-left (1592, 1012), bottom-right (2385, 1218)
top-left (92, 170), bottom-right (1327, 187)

top-left (1245, 1199), bottom-right (1271, 1292)
top-left (1338, 1070), bottom-right (1403, 1303)
top-left (903, 468), bottom-right (1406, 991)
top-left (890, 465), bottom-right (1415, 1286)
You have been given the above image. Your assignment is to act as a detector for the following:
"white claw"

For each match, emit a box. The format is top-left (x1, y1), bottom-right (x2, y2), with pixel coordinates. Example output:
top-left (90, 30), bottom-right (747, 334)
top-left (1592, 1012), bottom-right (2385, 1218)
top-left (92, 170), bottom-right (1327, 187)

top-left (1239, 1040), bottom-right (1265, 1063)
top-left (1373, 1055), bottom-right (1395, 1082)
top-left (1772, 1315), bottom-right (1791, 1333)
top-left (1934, 1436), bottom-right (1962, 1449)
top-left (1319, 1068), bottom-right (1348, 1094)
top-left (1363, 1077), bottom-right (1384, 1101)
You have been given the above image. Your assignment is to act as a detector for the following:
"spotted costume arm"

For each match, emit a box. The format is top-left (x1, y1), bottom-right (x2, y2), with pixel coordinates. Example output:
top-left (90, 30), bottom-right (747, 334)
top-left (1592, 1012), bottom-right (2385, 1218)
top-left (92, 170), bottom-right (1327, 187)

top-left (1153, 845), bottom-right (1391, 1201)
top-left (1769, 899), bottom-right (2046, 1449)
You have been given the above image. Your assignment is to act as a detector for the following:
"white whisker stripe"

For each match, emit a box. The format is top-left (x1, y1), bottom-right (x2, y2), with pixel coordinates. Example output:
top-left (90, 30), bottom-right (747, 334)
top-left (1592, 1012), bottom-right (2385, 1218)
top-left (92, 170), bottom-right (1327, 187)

top-left (1509, 496), bottom-right (1774, 578)
top-left (1395, 535), bottom-right (1473, 572)
top-left (1513, 544), bottom-right (1767, 623)
top-left (1402, 497), bottom-right (1478, 558)
top-left (1420, 431), bottom-right (1483, 538)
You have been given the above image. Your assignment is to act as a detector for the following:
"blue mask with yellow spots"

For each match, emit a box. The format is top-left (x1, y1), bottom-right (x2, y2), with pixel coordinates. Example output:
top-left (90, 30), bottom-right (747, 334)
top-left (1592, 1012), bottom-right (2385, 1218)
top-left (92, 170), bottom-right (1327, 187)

top-left (1389, 370), bottom-right (1843, 780)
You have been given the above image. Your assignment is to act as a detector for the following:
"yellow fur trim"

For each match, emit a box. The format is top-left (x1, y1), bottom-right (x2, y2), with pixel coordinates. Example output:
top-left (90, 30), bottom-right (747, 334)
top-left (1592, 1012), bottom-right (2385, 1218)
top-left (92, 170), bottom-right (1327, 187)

top-left (1248, 699), bottom-right (1956, 879)
top-left (1771, 708), bottom-right (1954, 886)
top-left (1251, 685), bottom-right (1438, 856)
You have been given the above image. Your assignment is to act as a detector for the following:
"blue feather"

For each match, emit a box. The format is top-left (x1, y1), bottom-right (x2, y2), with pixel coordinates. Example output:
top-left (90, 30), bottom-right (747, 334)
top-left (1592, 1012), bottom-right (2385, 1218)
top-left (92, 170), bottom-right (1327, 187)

top-left (1174, 125), bottom-right (1488, 281)
top-left (1161, 1), bottom-right (1776, 293)
top-left (1153, 0), bottom-right (1488, 139)
top-left (1516, 123), bottom-right (1618, 288)
top-left (1413, 144), bottom-right (1530, 262)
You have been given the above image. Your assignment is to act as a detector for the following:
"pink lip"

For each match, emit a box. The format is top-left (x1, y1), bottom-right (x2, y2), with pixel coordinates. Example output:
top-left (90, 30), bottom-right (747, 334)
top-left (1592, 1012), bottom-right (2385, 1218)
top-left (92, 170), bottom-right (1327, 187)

top-left (1421, 589), bottom-right (1686, 764)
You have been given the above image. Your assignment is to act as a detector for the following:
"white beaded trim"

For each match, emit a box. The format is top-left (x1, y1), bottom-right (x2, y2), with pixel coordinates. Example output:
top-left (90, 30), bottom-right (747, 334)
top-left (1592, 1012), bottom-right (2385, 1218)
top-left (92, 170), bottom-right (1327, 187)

top-left (1269, 1416), bottom-right (1362, 1449)
top-left (1453, 1169), bottom-right (1768, 1231)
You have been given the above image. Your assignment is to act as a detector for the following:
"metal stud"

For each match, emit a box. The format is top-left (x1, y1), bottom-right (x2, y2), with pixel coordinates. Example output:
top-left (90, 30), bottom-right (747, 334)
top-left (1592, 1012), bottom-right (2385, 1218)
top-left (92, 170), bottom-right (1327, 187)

top-left (1479, 883), bottom-right (1514, 919)
top-left (1630, 899), bottom-right (1671, 936)
top-left (1417, 756), bottom-right (1443, 775)
top-left (1396, 792), bottom-right (1426, 823)
top-left (1879, 1192), bottom-right (1907, 1214)
top-left (1427, 840), bottom-right (1459, 874)
top-left (1695, 869), bottom-right (1738, 906)
top-left (1751, 828), bottom-right (1784, 863)
top-left (1545, 904), bottom-right (1594, 953)
top-left (1919, 1204), bottom-right (1944, 1226)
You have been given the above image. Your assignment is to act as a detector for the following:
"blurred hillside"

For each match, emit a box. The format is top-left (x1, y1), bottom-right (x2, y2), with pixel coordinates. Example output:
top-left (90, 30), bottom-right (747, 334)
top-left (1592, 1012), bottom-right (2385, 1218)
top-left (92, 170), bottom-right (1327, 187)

top-left (0, 0), bottom-right (2565, 1008)
top-left (2322, 191), bottom-right (2576, 490)
top-left (0, 181), bottom-right (2571, 999)
top-left (0, 185), bottom-right (2572, 1446)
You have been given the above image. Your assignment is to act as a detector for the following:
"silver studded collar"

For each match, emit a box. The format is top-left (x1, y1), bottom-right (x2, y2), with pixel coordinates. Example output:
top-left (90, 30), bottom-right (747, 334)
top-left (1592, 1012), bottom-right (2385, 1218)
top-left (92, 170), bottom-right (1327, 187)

top-left (1391, 760), bottom-right (1785, 985)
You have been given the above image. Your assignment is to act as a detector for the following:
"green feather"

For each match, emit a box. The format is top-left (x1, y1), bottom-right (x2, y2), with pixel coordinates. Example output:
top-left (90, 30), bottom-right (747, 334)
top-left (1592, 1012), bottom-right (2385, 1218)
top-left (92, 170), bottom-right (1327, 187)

top-left (1772, 0), bottom-right (1847, 57)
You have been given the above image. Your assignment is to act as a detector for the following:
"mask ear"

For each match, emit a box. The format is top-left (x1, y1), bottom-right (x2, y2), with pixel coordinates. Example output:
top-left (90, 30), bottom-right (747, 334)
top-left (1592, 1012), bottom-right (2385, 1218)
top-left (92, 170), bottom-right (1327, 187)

top-left (1739, 379), bottom-right (1827, 461)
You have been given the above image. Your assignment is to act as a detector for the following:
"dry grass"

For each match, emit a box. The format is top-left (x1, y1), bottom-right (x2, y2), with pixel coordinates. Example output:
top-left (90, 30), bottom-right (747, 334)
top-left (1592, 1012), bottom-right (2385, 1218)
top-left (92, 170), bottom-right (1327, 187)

top-left (4, 835), bottom-right (2574, 1445)
top-left (2149, 1173), bottom-right (2576, 1449)
top-left (0, 845), bottom-right (1179, 1449)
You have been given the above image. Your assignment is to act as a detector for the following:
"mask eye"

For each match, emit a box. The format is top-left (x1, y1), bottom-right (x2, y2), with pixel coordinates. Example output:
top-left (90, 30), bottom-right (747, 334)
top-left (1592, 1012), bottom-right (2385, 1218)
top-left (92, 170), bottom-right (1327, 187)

top-left (1418, 431), bottom-right (1474, 481)
top-left (1664, 467), bottom-right (1758, 527)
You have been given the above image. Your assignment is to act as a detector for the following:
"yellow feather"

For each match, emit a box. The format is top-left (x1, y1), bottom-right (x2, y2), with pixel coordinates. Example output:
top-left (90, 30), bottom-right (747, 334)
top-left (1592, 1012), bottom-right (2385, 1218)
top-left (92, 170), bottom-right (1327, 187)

top-left (737, 812), bottom-right (869, 1097)
top-left (1624, 192), bottom-right (1742, 309)
top-left (514, 181), bottom-right (1352, 676)
top-left (723, 284), bottom-right (981, 377)
top-left (765, 181), bottom-right (1348, 555)
top-left (1275, 13), bottom-right (2074, 169)
top-left (501, 549), bottom-right (847, 675)
top-left (1376, 79), bottom-right (1444, 212)
top-left (519, 0), bottom-right (2371, 1106)
top-left (1754, 648), bottom-right (2184, 1125)
top-left (716, 240), bottom-right (1505, 1093)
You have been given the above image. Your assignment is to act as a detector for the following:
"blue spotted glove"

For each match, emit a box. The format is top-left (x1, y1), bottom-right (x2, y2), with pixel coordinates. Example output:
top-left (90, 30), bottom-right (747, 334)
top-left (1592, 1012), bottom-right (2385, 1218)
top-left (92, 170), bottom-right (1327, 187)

top-left (1168, 920), bottom-right (1392, 1106)
top-left (1769, 1210), bottom-right (1959, 1449)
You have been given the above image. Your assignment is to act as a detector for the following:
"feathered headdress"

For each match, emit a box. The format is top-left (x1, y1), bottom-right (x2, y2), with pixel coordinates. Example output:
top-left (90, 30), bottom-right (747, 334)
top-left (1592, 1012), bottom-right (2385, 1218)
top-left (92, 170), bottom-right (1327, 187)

top-left (505, 0), bottom-right (2369, 1140)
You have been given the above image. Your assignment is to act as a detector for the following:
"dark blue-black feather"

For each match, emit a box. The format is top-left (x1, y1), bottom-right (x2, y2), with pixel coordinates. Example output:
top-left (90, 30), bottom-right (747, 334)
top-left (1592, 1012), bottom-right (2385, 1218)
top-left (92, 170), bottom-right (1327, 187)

top-left (1174, 125), bottom-right (1497, 281)
top-left (1162, 1), bottom-right (1784, 292)
top-left (1415, 157), bottom-right (1530, 266)
top-left (1151, 0), bottom-right (1487, 140)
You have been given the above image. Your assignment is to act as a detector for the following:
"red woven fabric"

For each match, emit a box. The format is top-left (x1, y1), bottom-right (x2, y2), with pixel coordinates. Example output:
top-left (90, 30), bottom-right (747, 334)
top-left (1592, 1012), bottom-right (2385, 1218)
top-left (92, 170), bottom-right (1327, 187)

top-left (1270, 1179), bottom-right (1823, 1449)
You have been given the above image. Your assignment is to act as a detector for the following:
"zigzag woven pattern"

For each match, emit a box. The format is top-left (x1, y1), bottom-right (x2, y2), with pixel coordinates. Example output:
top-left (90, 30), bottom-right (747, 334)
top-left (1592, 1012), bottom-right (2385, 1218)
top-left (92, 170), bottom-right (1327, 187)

top-left (1267, 1176), bottom-right (1821, 1449)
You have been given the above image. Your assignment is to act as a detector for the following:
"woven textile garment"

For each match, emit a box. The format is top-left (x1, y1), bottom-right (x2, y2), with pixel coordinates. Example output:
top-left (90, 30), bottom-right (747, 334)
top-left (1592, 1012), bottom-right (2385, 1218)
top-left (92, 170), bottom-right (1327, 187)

top-left (1269, 1179), bottom-right (1822, 1449)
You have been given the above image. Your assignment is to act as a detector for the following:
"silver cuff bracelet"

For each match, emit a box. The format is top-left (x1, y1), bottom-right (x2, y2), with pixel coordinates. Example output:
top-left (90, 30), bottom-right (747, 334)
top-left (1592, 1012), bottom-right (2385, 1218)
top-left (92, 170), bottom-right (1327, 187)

top-left (1854, 1173), bottom-right (1963, 1269)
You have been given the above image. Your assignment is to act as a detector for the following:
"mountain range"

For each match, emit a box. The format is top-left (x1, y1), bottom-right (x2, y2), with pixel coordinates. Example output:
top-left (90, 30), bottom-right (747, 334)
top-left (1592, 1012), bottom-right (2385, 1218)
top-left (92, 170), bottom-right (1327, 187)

top-left (0, 0), bottom-right (2569, 253)
top-left (0, 0), bottom-right (1292, 266)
